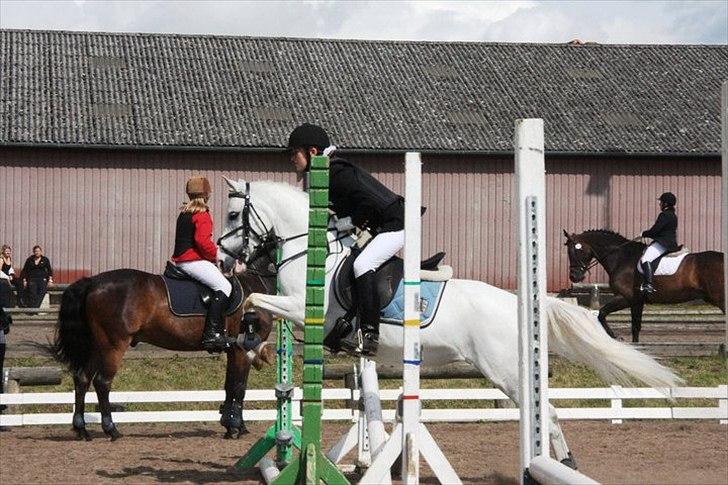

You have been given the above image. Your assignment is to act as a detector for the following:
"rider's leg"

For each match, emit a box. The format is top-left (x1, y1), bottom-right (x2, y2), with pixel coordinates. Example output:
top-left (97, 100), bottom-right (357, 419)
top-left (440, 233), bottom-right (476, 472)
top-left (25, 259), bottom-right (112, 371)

top-left (639, 242), bottom-right (664, 295)
top-left (341, 230), bottom-right (404, 356)
top-left (177, 260), bottom-right (232, 351)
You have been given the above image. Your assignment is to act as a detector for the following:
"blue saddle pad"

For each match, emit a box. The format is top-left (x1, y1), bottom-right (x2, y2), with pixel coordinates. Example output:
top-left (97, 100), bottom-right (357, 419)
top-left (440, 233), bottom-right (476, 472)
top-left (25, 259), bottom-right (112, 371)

top-left (161, 275), bottom-right (243, 317)
top-left (380, 280), bottom-right (447, 328)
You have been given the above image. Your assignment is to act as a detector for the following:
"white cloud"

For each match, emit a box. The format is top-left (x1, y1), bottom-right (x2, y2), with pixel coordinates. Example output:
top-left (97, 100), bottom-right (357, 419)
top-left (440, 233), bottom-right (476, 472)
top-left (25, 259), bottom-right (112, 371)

top-left (0, 0), bottom-right (725, 44)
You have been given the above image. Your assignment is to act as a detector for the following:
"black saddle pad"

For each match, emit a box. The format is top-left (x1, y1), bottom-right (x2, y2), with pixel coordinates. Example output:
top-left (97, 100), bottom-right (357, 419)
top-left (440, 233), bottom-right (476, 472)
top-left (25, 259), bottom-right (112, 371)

top-left (332, 250), bottom-right (446, 312)
top-left (161, 272), bottom-right (243, 318)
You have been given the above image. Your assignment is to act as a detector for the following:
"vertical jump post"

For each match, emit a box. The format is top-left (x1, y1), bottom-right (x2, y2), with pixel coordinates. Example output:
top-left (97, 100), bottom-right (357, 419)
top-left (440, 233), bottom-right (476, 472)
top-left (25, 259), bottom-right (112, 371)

top-left (272, 154), bottom-right (349, 485)
top-left (515, 119), bottom-right (598, 485)
top-left (359, 152), bottom-right (461, 485)
top-left (722, 81), bottom-right (728, 357)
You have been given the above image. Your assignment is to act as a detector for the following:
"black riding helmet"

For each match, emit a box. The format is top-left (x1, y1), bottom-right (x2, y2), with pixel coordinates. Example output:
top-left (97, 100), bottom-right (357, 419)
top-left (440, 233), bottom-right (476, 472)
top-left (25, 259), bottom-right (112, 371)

top-left (287, 123), bottom-right (330, 153)
top-left (658, 192), bottom-right (677, 207)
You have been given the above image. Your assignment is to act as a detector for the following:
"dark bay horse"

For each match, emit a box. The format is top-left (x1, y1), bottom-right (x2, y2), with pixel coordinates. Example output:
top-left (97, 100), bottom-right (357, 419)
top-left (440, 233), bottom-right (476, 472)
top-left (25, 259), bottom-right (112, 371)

top-left (51, 268), bottom-right (275, 441)
top-left (563, 229), bottom-right (725, 342)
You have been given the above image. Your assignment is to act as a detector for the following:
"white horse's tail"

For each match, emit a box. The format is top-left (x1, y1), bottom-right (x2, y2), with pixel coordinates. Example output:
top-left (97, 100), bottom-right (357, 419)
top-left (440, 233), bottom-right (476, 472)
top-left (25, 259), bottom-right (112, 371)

top-left (544, 297), bottom-right (684, 389)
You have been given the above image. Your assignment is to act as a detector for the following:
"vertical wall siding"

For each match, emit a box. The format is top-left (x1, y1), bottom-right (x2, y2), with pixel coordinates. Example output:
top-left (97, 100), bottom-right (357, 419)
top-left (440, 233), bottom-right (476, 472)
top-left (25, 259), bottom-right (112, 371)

top-left (0, 148), bottom-right (722, 291)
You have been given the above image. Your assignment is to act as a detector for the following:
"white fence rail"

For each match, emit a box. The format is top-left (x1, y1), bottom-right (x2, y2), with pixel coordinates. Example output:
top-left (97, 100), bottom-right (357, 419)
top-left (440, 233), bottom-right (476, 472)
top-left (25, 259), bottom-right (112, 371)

top-left (1, 386), bottom-right (726, 427)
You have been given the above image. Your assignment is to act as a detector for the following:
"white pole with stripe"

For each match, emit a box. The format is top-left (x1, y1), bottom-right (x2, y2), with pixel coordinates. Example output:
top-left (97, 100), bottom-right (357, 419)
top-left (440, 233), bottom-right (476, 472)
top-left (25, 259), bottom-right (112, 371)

top-left (401, 151), bottom-right (423, 483)
top-left (359, 152), bottom-right (460, 485)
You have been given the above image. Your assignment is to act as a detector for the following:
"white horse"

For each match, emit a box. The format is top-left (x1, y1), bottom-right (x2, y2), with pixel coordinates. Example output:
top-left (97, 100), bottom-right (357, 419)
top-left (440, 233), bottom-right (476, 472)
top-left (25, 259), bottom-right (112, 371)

top-left (218, 178), bottom-right (683, 466)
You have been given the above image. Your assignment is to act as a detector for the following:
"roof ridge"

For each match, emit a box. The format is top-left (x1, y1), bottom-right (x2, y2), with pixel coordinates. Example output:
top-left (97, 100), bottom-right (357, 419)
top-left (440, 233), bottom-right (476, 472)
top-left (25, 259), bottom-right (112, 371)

top-left (1, 28), bottom-right (725, 49)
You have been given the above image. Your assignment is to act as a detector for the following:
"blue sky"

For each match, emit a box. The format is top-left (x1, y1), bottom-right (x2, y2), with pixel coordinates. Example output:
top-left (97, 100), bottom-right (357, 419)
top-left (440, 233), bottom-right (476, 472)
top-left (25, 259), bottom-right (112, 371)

top-left (1, 0), bottom-right (726, 44)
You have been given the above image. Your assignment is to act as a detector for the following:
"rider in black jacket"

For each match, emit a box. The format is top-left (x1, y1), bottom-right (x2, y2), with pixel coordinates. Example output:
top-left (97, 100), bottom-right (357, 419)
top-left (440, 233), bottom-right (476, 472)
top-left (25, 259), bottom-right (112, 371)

top-left (287, 123), bottom-right (405, 356)
top-left (640, 192), bottom-right (679, 295)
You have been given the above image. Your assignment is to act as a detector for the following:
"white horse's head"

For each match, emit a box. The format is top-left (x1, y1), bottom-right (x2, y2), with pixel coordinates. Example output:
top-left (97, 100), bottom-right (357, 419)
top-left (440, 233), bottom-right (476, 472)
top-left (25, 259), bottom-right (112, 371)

top-left (218, 177), bottom-right (255, 274)
top-left (217, 177), bottom-right (308, 274)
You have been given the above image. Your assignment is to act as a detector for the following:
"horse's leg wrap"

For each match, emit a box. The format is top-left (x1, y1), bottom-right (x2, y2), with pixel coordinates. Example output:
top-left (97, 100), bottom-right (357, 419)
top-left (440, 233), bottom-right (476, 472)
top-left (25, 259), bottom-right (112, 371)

top-left (93, 374), bottom-right (122, 441)
top-left (72, 370), bottom-right (92, 441)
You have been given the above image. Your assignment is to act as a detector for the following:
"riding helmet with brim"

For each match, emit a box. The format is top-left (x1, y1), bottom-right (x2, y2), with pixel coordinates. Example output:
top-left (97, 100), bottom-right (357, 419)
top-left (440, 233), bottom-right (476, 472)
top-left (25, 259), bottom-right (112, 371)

top-left (186, 176), bottom-right (211, 199)
top-left (287, 123), bottom-right (330, 153)
top-left (658, 192), bottom-right (676, 206)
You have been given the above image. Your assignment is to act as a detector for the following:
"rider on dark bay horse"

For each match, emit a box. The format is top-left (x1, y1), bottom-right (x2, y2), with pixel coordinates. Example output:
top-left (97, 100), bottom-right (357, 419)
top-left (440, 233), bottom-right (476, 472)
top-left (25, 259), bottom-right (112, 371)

top-left (287, 123), bottom-right (405, 357)
top-left (639, 192), bottom-right (679, 295)
top-left (171, 177), bottom-right (230, 352)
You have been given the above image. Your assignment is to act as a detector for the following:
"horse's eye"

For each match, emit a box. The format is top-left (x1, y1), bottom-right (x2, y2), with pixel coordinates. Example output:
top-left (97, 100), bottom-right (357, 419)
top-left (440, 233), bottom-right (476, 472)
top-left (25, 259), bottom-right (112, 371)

top-left (229, 212), bottom-right (240, 220)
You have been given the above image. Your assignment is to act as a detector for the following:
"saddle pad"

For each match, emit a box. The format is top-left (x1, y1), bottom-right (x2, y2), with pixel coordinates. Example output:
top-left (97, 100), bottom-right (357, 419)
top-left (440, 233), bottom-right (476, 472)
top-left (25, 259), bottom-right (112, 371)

top-left (636, 252), bottom-right (689, 276)
top-left (380, 280), bottom-right (447, 329)
top-left (161, 275), bottom-right (243, 317)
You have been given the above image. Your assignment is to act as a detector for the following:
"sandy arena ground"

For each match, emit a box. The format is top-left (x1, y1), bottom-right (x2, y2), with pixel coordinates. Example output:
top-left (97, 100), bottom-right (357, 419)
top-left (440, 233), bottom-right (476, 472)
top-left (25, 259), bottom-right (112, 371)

top-left (0, 420), bottom-right (726, 484)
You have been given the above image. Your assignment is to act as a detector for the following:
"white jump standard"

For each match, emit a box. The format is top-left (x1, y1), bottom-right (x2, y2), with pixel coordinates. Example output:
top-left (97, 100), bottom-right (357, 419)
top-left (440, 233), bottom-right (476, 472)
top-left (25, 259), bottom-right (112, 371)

top-left (359, 152), bottom-right (462, 485)
top-left (515, 118), bottom-right (598, 485)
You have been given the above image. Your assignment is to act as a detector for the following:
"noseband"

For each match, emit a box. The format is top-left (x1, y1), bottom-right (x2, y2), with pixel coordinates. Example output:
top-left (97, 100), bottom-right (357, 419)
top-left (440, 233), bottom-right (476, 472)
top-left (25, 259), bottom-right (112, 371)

top-left (217, 183), bottom-right (310, 275)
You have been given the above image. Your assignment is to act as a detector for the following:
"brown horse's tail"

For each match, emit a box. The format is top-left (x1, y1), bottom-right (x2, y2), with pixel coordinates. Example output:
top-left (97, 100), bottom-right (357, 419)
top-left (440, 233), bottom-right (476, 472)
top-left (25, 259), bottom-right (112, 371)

top-left (52, 277), bottom-right (94, 373)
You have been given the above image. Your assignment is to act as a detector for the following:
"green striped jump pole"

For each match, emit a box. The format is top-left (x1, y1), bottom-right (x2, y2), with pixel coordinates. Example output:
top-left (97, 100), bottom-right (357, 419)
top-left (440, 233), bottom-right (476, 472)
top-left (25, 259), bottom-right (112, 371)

top-left (273, 155), bottom-right (349, 485)
top-left (235, 248), bottom-right (301, 472)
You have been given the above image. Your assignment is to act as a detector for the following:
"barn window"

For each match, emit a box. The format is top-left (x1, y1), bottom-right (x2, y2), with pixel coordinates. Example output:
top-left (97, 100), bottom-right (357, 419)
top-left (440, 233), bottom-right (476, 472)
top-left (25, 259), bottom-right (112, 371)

top-left (423, 65), bottom-right (459, 80)
top-left (93, 103), bottom-right (132, 116)
top-left (255, 107), bottom-right (293, 121)
top-left (239, 60), bottom-right (275, 73)
top-left (602, 112), bottom-right (641, 126)
top-left (445, 111), bottom-right (487, 125)
top-left (565, 68), bottom-right (603, 80)
top-left (88, 55), bottom-right (127, 69)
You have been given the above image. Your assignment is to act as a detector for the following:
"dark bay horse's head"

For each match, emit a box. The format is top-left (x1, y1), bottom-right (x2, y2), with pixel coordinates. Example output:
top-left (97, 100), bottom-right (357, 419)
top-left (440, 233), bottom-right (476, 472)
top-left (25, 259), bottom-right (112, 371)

top-left (563, 229), bottom-right (595, 283)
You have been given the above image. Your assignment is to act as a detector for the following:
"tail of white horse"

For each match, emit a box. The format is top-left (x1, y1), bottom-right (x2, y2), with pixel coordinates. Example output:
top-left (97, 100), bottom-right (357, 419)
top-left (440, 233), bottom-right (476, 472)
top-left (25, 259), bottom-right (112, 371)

top-left (544, 297), bottom-right (684, 389)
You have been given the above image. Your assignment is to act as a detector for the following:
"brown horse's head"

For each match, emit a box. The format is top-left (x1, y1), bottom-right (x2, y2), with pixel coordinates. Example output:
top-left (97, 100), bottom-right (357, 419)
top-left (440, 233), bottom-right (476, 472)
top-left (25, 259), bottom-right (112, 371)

top-left (563, 229), bottom-right (595, 283)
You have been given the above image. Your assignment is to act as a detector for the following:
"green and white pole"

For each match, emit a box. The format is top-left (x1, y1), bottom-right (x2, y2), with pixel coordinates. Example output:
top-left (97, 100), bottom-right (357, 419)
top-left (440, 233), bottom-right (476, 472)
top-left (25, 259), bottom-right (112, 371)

top-left (235, 248), bottom-right (301, 474)
top-left (273, 155), bottom-right (349, 485)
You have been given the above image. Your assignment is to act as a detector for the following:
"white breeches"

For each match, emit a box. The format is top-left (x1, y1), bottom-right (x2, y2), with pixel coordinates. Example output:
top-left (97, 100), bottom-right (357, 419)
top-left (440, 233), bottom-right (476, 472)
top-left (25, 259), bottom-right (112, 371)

top-left (176, 260), bottom-right (232, 297)
top-left (353, 230), bottom-right (405, 278)
top-left (640, 242), bottom-right (667, 264)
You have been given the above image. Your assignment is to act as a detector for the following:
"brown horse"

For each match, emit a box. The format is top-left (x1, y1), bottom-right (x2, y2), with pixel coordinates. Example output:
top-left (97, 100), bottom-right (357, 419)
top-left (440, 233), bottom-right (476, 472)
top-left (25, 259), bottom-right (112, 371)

top-left (51, 268), bottom-right (275, 441)
top-left (563, 229), bottom-right (725, 342)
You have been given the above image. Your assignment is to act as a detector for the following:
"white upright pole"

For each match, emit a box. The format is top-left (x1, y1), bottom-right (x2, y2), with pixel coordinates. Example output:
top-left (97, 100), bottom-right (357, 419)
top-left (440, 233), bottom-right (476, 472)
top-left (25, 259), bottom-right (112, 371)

top-left (515, 119), bottom-right (549, 483)
top-left (359, 152), bottom-right (460, 485)
top-left (402, 151), bottom-right (423, 484)
top-left (722, 81), bottom-right (728, 356)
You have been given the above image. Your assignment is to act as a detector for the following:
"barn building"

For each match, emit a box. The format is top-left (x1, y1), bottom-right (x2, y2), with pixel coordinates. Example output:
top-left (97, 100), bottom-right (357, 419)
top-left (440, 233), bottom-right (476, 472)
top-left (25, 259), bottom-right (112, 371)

top-left (1, 29), bottom-right (726, 290)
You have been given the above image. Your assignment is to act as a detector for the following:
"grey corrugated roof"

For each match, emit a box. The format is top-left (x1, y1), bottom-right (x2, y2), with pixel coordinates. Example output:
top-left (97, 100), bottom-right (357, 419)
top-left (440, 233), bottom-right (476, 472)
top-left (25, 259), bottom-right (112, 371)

top-left (1, 29), bottom-right (726, 155)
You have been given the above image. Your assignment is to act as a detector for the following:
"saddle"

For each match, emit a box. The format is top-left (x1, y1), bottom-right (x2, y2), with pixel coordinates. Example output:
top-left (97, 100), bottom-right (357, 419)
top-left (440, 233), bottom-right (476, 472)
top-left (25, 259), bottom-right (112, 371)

top-left (161, 262), bottom-right (243, 317)
top-left (332, 249), bottom-right (446, 312)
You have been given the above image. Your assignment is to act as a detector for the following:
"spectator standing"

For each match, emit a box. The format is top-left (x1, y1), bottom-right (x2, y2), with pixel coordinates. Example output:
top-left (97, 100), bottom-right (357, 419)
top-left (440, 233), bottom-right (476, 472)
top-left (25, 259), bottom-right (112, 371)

top-left (0, 306), bottom-right (10, 429)
top-left (21, 245), bottom-right (53, 308)
top-left (0, 245), bottom-right (16, 307)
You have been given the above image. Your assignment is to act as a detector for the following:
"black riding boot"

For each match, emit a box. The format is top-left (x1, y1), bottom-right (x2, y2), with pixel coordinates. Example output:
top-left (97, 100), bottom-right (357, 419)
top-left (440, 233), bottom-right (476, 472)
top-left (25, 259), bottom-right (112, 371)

top-left (202, 290), bottom-right (229, 352)
top-left (341, 271), bottom-right (380, 356)
top-left (640, 261), bottom-right (655, 295)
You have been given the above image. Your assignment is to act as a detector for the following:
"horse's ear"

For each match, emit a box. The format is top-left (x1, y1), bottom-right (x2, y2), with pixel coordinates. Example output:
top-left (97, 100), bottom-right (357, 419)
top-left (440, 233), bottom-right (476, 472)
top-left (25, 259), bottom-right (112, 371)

top-left (223, 176), bottom-right (238, 191)
top-left (562, 229), bottom-right (571, 240)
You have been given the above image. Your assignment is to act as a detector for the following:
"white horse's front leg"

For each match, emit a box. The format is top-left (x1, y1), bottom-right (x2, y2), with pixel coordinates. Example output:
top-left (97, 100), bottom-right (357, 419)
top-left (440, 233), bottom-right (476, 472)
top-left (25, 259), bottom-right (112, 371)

top-left (244, 293), bottom-right (304, 326)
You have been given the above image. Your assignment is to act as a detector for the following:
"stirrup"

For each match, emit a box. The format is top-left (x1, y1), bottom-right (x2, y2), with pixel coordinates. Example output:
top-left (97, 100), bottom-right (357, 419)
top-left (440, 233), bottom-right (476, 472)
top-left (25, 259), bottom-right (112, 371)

top-left (202, 334), bottom-right (229, 353)
top-left (640, 284), bottom-right (655, 295)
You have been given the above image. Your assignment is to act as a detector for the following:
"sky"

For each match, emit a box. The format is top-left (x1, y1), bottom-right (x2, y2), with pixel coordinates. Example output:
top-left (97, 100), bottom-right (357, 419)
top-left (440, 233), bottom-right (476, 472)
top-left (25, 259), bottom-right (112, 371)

top-left (0, 0), bottom-right (726, 45)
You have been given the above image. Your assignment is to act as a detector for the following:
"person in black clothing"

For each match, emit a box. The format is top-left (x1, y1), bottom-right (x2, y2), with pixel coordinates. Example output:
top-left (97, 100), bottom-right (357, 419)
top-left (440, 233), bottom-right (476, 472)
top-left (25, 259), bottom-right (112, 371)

top-left (287, 123), bottom-right (405, 357)
top-left (0, 306), bottom-right (11, 428)
top-left (21, 245), bottom-right (54, 308)
top-left (639, 192), bottom-right (679, 295)
top-left (0, 245), bottom-right (16, 307)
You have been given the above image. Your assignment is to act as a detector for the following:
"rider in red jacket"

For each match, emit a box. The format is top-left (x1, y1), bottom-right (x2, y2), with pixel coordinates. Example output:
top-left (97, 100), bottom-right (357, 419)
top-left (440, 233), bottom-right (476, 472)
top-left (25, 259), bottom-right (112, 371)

top-left (172, 177), bottom-right (231, 352)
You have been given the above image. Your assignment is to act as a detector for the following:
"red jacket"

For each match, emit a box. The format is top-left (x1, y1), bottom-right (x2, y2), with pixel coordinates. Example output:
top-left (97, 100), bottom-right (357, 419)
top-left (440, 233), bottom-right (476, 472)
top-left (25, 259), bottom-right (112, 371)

top-left (171, 211), bottom-right (218, 263)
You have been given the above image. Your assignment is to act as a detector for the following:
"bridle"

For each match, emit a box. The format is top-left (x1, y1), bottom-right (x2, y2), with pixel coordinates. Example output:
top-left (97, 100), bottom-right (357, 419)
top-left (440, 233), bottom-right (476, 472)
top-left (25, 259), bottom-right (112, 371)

top-left (568, 236), bottom-right (642, 276)
top-left (217, 182), bottom-right (350, 280)
top-left (217, 182), bottom-right (309, 276)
